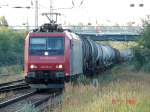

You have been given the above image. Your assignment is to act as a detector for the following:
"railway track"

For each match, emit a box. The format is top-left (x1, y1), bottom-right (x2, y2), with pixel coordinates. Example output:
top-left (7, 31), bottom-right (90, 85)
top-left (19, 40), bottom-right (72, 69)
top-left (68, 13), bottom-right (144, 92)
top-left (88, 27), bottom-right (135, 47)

top-left (0, 90), bottom-right (62, 112)
top-left (0, 91), bottom-right (36, 108)
top-left (0, 79), bottom-right (24, 86)
top-left (0, 79), bottom-right (30, 93)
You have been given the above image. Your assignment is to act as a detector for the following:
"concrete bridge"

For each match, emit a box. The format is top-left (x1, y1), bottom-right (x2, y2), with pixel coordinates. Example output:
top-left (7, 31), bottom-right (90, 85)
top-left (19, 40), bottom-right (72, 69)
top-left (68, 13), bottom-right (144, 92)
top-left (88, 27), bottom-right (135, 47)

top-left (64, 26), bottom-right (141, 41)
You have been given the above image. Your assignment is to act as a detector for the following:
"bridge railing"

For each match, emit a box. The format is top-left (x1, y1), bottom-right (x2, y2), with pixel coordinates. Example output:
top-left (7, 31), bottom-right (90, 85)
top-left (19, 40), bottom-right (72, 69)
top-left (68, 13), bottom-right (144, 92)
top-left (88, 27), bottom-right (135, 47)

top-left (63, 26), bottom-right (142, 34)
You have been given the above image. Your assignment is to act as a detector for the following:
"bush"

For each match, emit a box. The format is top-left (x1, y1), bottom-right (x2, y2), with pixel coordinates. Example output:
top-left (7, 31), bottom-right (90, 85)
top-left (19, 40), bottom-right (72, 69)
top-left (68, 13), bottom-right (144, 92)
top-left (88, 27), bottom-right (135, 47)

top-left (0, 28), bottom-right (26, 66)
top-left (132, 20), bottom-right (150, 72)
top-left (0, 65), bottom-right (23, 74)
top-left (21, 103), bottom-right (37, 112)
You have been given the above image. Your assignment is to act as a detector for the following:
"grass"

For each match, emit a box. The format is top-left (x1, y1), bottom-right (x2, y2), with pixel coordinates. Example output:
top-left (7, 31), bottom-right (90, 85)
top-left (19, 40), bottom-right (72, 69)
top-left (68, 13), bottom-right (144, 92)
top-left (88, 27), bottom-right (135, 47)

top-left (20, 103), bottom-right (37, 112)
top-left (0, 74), bottom-right (24, 84)
top-left (61, 64), bottom-right (150, 112)
top-left (0, 65), bottom-right (24, 100)
top-left (2, 63), bottom-right (146, 112)
top-left (0, 65), bottom-right (23, 75)
top-left (0, 65), bottom-right (24, 83)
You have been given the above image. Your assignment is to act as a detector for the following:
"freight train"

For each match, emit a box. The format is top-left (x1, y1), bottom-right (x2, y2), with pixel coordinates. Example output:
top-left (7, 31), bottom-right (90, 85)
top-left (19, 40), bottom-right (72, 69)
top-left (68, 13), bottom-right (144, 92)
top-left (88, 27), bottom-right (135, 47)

top-left (24, 23), bottom-right (121, 89)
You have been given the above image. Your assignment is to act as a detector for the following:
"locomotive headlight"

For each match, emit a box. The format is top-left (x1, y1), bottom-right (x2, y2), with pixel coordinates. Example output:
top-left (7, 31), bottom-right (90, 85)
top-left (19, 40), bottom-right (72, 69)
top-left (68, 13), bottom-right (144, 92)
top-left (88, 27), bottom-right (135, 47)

top-left (30, 65), bottom-right (37, 69)
top-left (58, 64), bottom-right (63, 69)
top-left (56, 64), bottom-right (63, 69)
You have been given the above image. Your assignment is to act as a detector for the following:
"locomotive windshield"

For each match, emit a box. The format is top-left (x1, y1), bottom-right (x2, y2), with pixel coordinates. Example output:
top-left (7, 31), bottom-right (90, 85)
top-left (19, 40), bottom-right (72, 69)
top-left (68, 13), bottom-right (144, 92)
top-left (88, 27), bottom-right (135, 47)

top-left (29, 37), bottom-right (64, 56)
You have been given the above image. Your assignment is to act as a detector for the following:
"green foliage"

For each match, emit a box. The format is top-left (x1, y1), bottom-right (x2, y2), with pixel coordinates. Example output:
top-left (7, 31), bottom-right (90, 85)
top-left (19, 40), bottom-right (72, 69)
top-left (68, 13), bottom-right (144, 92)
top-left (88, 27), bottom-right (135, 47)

top-left (141, 61), bottom-right (150, 72)
top-left (0, 65), bottom-right (22, 74)
top-left (0, 16), bottom-right (8, 27)
top-left (0, 26), bottom-right (11, 32)
top-left (97, 41), bottom-right (137, 50)
top-left (132, 20), bottom-right (150, 72)
top-left (0, 28), bottom-right (26, 66)
top-left (132, 48), bottom-right (150, 72)
top-left (138, 24), bottom-right (150, 49)
top-left (21, 103), bottom-right (37, 112)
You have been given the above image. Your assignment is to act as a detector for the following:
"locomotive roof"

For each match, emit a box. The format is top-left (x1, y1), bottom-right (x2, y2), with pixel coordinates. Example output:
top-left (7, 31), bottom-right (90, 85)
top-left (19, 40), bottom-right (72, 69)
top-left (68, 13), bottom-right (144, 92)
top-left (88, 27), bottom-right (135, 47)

top-left (32, 23), bottom-right (64, 33)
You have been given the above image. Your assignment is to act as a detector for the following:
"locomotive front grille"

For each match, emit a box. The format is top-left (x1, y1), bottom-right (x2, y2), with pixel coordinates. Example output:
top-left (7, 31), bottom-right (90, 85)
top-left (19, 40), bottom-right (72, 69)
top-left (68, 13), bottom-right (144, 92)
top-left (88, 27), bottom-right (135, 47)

top-left (28, 70), bottom-right (64, 79)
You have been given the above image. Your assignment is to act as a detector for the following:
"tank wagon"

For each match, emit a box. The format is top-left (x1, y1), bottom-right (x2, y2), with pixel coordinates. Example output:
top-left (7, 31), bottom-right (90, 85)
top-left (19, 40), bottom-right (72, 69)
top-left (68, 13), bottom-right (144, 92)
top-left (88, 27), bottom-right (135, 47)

top-left (119, 48), bottom-right (133, 61)
top-left (24, 23), bottom-right (120, 89)
top-left (81, 37), bottom-right (120, 75)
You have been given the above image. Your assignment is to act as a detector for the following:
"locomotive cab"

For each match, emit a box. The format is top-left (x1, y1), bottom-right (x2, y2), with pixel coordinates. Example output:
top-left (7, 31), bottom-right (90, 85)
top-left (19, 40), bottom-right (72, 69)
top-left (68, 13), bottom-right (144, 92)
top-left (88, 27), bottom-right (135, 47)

top-left (25, 33), bottom-right (65, 88)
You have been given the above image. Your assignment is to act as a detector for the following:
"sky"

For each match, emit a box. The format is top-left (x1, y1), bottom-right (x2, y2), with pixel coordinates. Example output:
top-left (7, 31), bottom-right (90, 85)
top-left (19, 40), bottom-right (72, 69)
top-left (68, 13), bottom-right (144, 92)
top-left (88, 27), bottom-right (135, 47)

top-left (0, 0), bottom-right (150, 27)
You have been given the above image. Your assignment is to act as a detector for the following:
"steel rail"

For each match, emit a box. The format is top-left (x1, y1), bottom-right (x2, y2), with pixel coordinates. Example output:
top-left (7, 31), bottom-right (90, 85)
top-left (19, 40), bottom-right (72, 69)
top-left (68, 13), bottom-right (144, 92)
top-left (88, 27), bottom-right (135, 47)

top-left (0, 83), bottom-right (30, 92)
top-left (16, 91), bottom-right (61, 112)
top-left (0, 91), bottom-right (36, 108)
top-left (33, 92), bottom-right (61, 111)
top-left (0, 79), bottom-right (24, 87)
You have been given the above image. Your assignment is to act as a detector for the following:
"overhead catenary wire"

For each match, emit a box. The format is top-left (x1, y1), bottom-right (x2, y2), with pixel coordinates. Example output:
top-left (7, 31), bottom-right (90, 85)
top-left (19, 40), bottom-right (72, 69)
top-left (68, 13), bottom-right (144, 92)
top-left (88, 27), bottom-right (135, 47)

top-left (72, 0), bottom-right (85, 8)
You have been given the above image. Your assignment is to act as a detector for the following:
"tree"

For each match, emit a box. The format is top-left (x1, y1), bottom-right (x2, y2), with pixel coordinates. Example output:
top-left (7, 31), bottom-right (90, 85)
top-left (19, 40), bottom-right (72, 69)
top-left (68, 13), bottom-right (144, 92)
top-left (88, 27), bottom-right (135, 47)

top-left (0, 30), bottom-right (26, 66)
top-left (0, 16), bottom-right (8, 27)
top-left (132, 17), bottom-right (150, 72)
top-left (138, 16), bottom-right (150, 49)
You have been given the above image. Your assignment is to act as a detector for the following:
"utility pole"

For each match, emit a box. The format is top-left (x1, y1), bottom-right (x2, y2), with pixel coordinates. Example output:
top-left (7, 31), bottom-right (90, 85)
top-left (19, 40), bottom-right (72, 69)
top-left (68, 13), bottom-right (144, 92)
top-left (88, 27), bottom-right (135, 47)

top-left (50, 0), bottom-right (54, 20)
top-left (35, 0), bottom-right (38, 28)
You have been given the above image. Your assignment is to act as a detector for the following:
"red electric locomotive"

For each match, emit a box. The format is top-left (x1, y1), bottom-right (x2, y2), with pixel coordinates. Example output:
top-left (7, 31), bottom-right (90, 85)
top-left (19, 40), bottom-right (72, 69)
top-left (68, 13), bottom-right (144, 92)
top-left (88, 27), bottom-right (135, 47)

top-left (24, 23), bottom-right (83, 89)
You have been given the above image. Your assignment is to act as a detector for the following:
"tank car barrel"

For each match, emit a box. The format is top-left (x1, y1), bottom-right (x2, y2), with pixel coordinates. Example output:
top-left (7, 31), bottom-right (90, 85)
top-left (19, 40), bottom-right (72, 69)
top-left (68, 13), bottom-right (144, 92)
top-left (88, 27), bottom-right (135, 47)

top-left (119, 49), bottom-right (133, 61)
top-left (80, 37), bottom-right (121, 75)
top-left (81, 37), bottom-right (100, 74)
